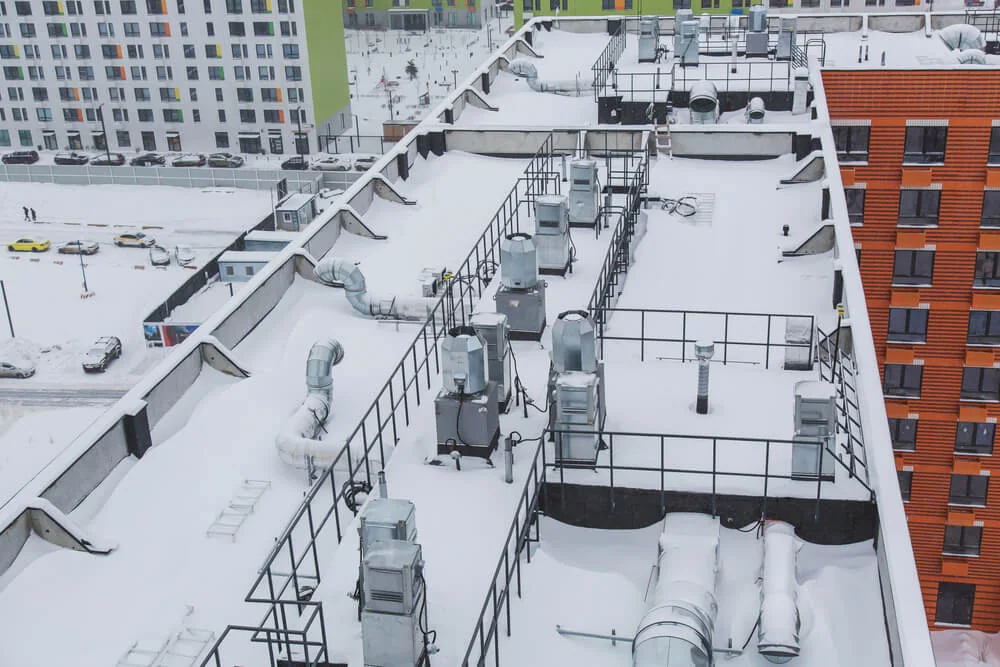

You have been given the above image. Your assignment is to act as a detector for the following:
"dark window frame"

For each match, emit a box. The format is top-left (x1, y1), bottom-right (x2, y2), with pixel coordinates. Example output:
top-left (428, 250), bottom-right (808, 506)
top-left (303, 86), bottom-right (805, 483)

top-left (884, 363), bottom-right (923, 398)
top-left (845, 188), bottom-right (865, 224)
top-left (949, 473), bottom-right (989, 507)
top-left (961, 366), bottom-right (1000, 401)
top-left (943, 525), bottom-right (983, 557)
top-left (936, 582), bottom-right (975, 626)
top-left (887, 307), bottom-right (929, 343)
top-left (975, 252), bottom-right (1000, 288)
top-left (888, 417), bottom-right (917, 451)
top-left (898, 189), bottom-right (941, 227)
top-left (832, 125), bottom-right (870, 162)
top-left (955, 421), bottom-right (995, 455)
top-left (903, 125), bottom-right (948, 164)
top-left (982, 190), bottom-right (1000, 228)
top-left (968, 310), bottom-right (1000, 346)
top-left (898, 469), bottom-right (913, 502)
top-left (893, 249), bottom-right (935, 286)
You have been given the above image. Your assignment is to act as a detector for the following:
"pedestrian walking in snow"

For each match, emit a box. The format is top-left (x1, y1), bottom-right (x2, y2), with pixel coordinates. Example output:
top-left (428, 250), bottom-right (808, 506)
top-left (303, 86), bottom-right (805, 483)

top-left (30, 208), bottom-right (36, 222)
top-left (22, 206), bottom-right (28, 221)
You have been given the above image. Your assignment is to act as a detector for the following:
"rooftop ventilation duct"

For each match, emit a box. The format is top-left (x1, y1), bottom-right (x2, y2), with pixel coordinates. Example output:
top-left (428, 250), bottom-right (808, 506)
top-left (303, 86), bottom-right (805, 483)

top-left (633, 513), bottom-right (721, 667)
top-left (315, 256), bottom-right (439, 321)
top-left (276, 338), bottom-right (345, 469)
top-left (507, 59), bottom-right (590, 97)
top-left (939, 24), bottom-right (986, 52)
top-left (746, 97), bottom-right (766, 124)
top-left (551, 310), bottom-right (598, 373)
top-left (500, 233), bottom-right (539, 290)
top-left (688, 81), bottom-right (719, 125)
top-left (956, 48), bottom-right (988, 64)
top-left (748, 5), bottom-right (767, 32)
top-left (758, 521), bottom-right (802, 664)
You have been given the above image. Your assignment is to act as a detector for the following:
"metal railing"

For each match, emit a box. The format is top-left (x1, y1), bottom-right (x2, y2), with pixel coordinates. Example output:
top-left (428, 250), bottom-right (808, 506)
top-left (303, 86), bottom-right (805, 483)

top-left (817, 327), bottom-right (869, 486)
top-left (461, 437), bottom-right (546, 667)
top-left (0, 163), bottom-right (327, 191)
top-left (318, 133), bottom-right (399, 155)
top-left (200, 135), bottom-right (558, 666)
top-left (201, 602), bottom-right (328, 667)
top-left (591, 28), bottom-right (627, 102)
top-left (591, 307), bottom-right (816, 370)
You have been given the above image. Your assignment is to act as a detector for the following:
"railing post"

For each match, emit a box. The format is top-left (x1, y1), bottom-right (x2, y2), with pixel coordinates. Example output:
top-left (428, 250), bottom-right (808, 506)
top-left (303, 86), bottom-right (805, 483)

top-left (640, 309), bottom-right (645, 362)
top-left (765, 315), bottom-right (772, 370)
top-left (711, 438), bottom-right (717, 518)
top-left (608, 433), bottom-right (615, 513)
top-left (659, 435), bottom-right (665, 517)
top-left (763, 440), bottom-right (770, 520)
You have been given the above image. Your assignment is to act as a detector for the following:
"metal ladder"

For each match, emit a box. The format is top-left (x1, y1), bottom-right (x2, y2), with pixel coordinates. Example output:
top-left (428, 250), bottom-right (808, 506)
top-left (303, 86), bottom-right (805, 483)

top-left (654, 123), bottom-right (673, 158)
top-left (117, 628), bottom-right (216, 667)
top-left (205, 479), bottom-right (271, 541)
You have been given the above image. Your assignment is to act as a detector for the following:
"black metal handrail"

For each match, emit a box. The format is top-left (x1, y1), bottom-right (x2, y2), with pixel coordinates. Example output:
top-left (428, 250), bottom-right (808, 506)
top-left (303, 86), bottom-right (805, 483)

top-left (200, 602), bottom-right (328, 667)
top-left (591, 28), bottom-right (627, 102)
top-left (817, 327), bottom-right (869, 485)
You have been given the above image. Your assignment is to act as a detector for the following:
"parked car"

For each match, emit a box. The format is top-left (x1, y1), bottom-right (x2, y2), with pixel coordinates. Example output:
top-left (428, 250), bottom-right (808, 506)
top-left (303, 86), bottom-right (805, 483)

top-left (311, 156), bottom-right (351, 172)
top-left (149, 244), bottom-right (171, 266)
top-left (353, 155), bottom-right (378, 171)
top-left (54, 151), bottom-right (90, 166)
top-left (90, 152), bottom-right (126, 166)
top-left (280, 156), bottom-right (309, 171)
top-left (174, 245), bottom-right (195, 265)
top-left (7, 237), bottom-right (50, 252)
top-left (172, 153), bottom-right (207, 167)
top-left (207, 152), bottom-right (245, 168)
top-left (318, 188), bottom-right (345, 200)
top-left (113, 231), bottom-right (155, 248)
top-left (0, 358), bottom-right (35, 378)
top-left (57, 240), bottom-right (99, 255)
top-left (1, 150), bottom-right (39, 165)
top-left (130, 152), bottom-right (166, 167)
top-left (81, 336), bottom-right (122, 373)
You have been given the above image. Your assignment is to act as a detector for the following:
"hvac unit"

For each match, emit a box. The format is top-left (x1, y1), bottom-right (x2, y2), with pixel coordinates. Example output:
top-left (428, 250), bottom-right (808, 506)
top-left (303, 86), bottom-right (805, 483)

top-left (418, 267), bottom-right (446, 297)
top-left (689, 81), bottom-right (719, 125)
top-left (638, 16), bottom-right (661, 63)
top-left (434, 327), bottom-right (500, 459)
top-left (790, 380), bottom-right (836, 481)
top-left (361, 540), bottom-right (427, 667)
top-left (746, 5), bottom-right (769, 58)
top-left (776, 17), bottom-right (796, 61)
top-left (675, 19), bottom-right (700, 66)
top-left (534, 194), bottom-right (573, 276)
top-left (360, 498), bottom-right (418, 553)
top-left (568, 158), bottom-right (601, 229)
top-left (496, 233), bottom-right (547, 341)
top-left (472, 311), bottom-right (513, 412)
top-left (548, 311), bottom-right (607, 466)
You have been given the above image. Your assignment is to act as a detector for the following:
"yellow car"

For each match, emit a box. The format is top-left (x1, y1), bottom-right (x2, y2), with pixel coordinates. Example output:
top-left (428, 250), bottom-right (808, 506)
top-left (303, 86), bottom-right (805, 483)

top-left (7, 237), bottom-right (50, 252)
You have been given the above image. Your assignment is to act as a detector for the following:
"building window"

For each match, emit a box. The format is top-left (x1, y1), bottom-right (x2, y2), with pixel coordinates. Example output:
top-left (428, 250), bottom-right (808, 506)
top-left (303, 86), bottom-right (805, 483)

top-left (982, 191), bottom-right (1000, 228)
top-left (887, 307), bottom-right (928, 343)
top-left (884, 364), bottom-right (923, 398)
top-left (888, 418), bottom-right (917, 452)
top-left (137, 108), bottom-right (153, 121)
top-left (236, 87), bottom-right (252, 102)
top-left (975, 252), bottom-right (1000, 288)
top-left (832, 125), bottom-right (869, 162)
top-left (903, 125), bottom-right (947, 164)
top-left (253, 21), bottom-right (273, 35)
top-left (15, 1), bottom-right (32, 15)
top-left (186, 66), bottom-right (198, 80)
top-left (898, 470), bottom-right (912, 501)
top-left (117, 130), bottom-right (130, 147)
top-left (229, 21), bottom-right (245, 36)
top-left (969, 310), bottom-right (1000, 346)
top-left (950, 474), bottom-right (989, 506)
top-left (215, 131), bottom-right (229, 148)
top-left (239, 108), bottom-right (256, 123)
top-left (674, 0), bottom-right (691, 7)
top-left (18, 130), bottom-right (32, 147)
top-left (208, 66), bottom-right (224, 80)
top-left (845, 188), bottom-right (865, 224)
top-left (245, 266), bottom-right (255, 276)
top-left (955, 422), bottom-right (994, 455)
top-left (123, 22), bottom-right (141, 37)
top-left (284, 66), bottom-right (301, 81)
top-left (893, 249), bottom-right (934, 286)
top-left (943, 526), bottom-right (983, 557)
top-left (282, 44), bottom-right (299, 59)
top-left (226, 0), bottom-right (244, 11)
top-left (121, 0), bottom-right (138, 13)
top-left (263, 109), bottom-right (281, 123)
top-left (962, 366), bottom-right (1000, 401)
top-left (898, 189), bottom-right (940, 227)
top-left (0, 130), bottom-right (10, 147)
top-left (989, 126), bottom-right (1000, 166)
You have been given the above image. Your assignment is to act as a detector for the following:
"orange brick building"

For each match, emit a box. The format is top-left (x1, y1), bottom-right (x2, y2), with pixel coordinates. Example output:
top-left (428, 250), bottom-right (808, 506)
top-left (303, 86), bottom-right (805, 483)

top-left (823, 69), bottom-right (1000, 631)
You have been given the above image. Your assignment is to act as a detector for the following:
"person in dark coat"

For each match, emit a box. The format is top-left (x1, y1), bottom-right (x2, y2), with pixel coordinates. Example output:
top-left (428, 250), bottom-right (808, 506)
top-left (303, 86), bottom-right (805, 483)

top-left (22, 206), bottom-right (28, 221)
top-left (30, 208), bottom-right (36, 222)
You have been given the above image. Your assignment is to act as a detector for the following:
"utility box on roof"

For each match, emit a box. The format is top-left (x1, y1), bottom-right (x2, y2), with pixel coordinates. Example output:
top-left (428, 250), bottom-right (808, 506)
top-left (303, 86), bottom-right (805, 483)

top-left (275, 193), bottom-right (318, 231)
top-left (218, 251), bottom-right (276, 283)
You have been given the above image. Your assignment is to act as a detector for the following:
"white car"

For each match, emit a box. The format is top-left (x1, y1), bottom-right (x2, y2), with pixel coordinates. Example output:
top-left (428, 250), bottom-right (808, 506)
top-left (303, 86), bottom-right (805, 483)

top-left (0, 358), bottom-right (35, 378)
top-left (310, 156), bottom-right (351, 171)
top-left (353, 155), bottom-right (378, 171)
top-left (318, 188), bottom-right (345, 200)
top-left (174, 245), bottom-right (195, 265)
top-left (149, 245), bottom-right (171, 266)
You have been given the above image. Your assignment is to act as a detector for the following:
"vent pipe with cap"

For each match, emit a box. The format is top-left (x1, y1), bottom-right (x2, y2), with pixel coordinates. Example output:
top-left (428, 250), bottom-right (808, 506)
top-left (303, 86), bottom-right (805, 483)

top-left (695, 340), bottom-right (714, 414)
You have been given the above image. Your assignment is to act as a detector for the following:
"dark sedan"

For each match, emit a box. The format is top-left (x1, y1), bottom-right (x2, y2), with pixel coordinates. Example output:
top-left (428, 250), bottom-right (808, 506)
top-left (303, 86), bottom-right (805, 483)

top-left (2, 150), bottom-right (39, 165)
top-left (54, 151), bottom-right (90, 166)
top-left (280, 156), bottom-right (309, 171)
top-left (171, 153), bottom-right (207, 167)
top-left (130, 152), bottom-right (166, 167)
top-left (91, 152), bottom-right (126, 166)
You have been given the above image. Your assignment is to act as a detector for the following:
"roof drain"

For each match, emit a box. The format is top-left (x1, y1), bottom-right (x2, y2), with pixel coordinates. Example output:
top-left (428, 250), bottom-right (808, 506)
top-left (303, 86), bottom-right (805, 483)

top-left (314, 256), bottom-right (439, 321)
top-left (275, 338), bottom-right (345, 469)
top-left (758, 521), bottom-right (801, 663)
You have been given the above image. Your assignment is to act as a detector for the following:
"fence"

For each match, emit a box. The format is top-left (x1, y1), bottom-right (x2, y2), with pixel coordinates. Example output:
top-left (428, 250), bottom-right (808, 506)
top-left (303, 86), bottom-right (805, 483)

top-left (817, 327), bottom-right (869, 486)
top-left (591, 27), bottom-right (627, 102)
top-left (318, 134), bottom-right (400, 155)
top-left (591, 307), bottom-right (816, 369)
top-left (200, 602), bottom-right (328, 667)
top-left (199, 134), bottom-right (558, 666)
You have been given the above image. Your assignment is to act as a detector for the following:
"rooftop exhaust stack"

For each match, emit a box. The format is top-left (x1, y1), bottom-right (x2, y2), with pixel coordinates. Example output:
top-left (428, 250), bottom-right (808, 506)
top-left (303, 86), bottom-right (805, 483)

top-left (496, 233), bottom-right (547, 340)
top-left (471, 312), bottom-right (512, 412)
top-left (689, 81), bottom-right (719, 125)
top-left (694, 340), bottom-right (714, 414)
top-left (550, 311), bottom-right (607, 465)
top-left (746, 5), bottom-right (769, 58)
top-left (748, 4), bottom-right (767, 32)
top-left (569, 158), bottom-right (601, 229)
top-left (534, 195), bottom-right (573, 276)
top-left (758, 521), bottom-right (802, 663)
top-left (633, 513), bottom-right (721, 667)
top-left (638, 17), bottom-right (661, 63)
top-left (746, 97), bottom-right (766, 124)
top-left (435, 327), bottom-right (500, 461)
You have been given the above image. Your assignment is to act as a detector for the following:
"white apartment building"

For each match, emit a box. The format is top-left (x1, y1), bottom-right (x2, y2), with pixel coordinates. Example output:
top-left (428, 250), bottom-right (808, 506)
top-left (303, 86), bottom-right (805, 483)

top-left (0, 0), bottom-right (352, 156)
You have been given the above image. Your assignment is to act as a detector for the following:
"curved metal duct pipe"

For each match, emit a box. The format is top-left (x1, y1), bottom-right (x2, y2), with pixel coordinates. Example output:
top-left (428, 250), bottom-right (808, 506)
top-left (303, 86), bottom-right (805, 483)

top-left (276, 338), bottom-right (345, 469)
top-left (689, 81), bottom-right (719, 125)
top-left (507, 59), bottom-right (590, 97)
top-left (315, 256), bottom-right (438, 321)
top-left (939, 24), bottom-right (986, 52)
top-left (633, 513), bottom-right (720, 667)
top-left (758, 521), bottom-right (801, 663)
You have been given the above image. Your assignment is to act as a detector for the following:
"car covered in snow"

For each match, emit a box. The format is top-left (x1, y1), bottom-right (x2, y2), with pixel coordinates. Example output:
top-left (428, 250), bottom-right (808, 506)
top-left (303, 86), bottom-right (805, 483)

top-left (318, 188), bottom-right (345, 200)
top-left (57, 240), bottom-right (99, 255)
top-left (90, 152), bottom-right (127, 166)
top-left (114, 231), bottom-right (155, 248)
top-left (310, 156), bottom-right (351, 171)
top-left (54, 151), bottom-right (90, 166)
top-left (7, 237), bottom-right (50, 252)
top-left (207, 152), bottom-right (245, 168)
top-left (130, 152), bottom-right (166, 167)
top-left (81, 336), bottom-right (122, 373)
top-left (174, 245), bottom-right (195, 265)
top-left (149, 245), bottom-right (171, 266)
top-left (0, 358), bottom-right (35, 378)
top-left (353, 155), bottom-right (379, 171)
top-left (172, 153), bottom-right (207, 167)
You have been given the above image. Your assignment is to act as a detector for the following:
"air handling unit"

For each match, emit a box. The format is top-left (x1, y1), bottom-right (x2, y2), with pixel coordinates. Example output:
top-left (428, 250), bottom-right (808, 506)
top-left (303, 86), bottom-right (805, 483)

top-left (638, 17), bottom-right (660, 63)
top-left (746, 5), bottom-right (769, 58)
top-left (435, 327), bottom-right (500, 460)
top-left (361, 540), bottom-right (431, 667)
top-left (776, 17), bottom-right (796, 61)
top-left (790, 380), bottom-right (836, 481)
top-left (495, 233), bottom-right (547, 341)
top-left (534, 194), bottom-right (573, 277)
top-left (568, 158), bottom-right (600, 229)
top-left (675, 19), bottom-right (700, 66)
top-left (549, 311), bottom-right (607, 466)
top-left (472, 312), bottom-right (513, 412)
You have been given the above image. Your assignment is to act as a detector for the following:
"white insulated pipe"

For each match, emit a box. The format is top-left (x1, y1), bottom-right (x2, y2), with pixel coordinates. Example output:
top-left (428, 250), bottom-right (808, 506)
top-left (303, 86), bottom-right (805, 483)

top-left (314, 256), bottom-right (439, 321)
top-left (758, 521), bottom-right (801, 663)
top-left (276, 338), bottom-right (346, 469)
top-left (507, 59), bottom-right (591, 97)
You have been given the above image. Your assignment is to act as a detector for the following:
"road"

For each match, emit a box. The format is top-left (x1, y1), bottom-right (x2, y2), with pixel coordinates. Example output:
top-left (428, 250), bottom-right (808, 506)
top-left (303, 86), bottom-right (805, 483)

top-left (0, 385), bottom-right (127, 407)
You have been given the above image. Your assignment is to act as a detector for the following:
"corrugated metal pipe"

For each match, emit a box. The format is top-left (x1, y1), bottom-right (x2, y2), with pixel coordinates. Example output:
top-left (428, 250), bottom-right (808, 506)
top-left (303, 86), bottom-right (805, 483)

top-left (758, 521), bottom-right (801, 663)
top-left (507, 59), bottom-right (590, 97)
top-left (275, 338), bottom-right (345, 469)
top-left (314, 256), bottom-right (439, 321)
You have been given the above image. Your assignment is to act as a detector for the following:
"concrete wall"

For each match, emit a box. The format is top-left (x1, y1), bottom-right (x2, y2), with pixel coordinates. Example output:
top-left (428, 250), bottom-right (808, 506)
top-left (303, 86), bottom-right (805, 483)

top-left (671, 128), bottom-right (794, 159)
top-left (0, 512), bottom-right (30, 577)
top-left (142, 345), bottom-right (206, 430)
top-left (209, 257), bottom-right (298, 350)
top-left (39, 419), bottom-right (131, 514)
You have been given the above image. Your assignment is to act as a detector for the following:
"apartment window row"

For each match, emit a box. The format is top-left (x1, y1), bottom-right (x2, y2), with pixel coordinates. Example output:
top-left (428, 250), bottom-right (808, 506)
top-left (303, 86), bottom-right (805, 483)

top-left (885, 308), bottom-right (1000, 346)
top-left (1, 63), bottom-right (303, 83)
top-left (888, 417), bottom-right (996, 455)
top-left (834, 124), bottom-right (1000, 166)
top-left (897, 469), bottom-right (990, 508)
top-left (890, 249), bottom-right (1000, 288)
top-left (15, 0), bottom-right (294, 18)
top-left (884, 363), bottom-right (1000, 402)
top-left (847, 188), bottom-right (1000, 228)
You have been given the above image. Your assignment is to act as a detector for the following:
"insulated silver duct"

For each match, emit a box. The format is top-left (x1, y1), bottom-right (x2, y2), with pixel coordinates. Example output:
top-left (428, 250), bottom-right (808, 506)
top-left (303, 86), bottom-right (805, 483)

top-left (507, 59), bottom-right (590, 97)
top-left (688, 81), bottom-right (719, 125)
top-left (276, 339), bottom-right (345, 468)
top-left (758, 521), bottom-right (801, 663)
top-left (314, 256), bottom-right (439, 321)
top-left (633, 513), bottom-right (720, 667)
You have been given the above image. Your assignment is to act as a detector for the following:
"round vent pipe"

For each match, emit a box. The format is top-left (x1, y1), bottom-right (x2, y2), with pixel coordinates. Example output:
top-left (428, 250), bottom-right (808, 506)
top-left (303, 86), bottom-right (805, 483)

top-left (314, 256), bottom-right (439, 321)
top-left (758, 521), bottom-right (801, 663)
top-left (276, 339), bottom-right (346, 469)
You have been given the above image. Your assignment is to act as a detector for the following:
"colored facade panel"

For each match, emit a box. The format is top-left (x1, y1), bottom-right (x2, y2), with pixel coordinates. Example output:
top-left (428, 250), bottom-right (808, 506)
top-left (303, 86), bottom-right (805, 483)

top-left (824, 68), bottom-right (1000, 632)
top-left (303, 0), bottom-right (352, 135)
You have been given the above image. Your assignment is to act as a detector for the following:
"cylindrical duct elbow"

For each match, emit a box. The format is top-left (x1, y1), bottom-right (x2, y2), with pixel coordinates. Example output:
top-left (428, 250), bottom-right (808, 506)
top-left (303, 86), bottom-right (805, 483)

top-left (306, 338), bottom-right (345, 402)
top-left (689, 81), bottom-right (719, 125)
top-left (758, 521), bottom-right (801, 663)
top-left (315, 256), bottom-right (437, 321)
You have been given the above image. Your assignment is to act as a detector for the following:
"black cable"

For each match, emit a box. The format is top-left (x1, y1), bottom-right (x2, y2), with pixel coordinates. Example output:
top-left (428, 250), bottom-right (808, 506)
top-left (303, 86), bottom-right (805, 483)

top-left (659, 196), bottom-right (698, 217)
top-left (741, 616), bottom-right (761, 651)
top-left (417, 573), bottom-right (438, 653)
top-left (508, 343), bottom-right (548, 414)
top-left (737, 518), bottom-right (764, 533)
top-left (342, 480), bottom-right (372, 515)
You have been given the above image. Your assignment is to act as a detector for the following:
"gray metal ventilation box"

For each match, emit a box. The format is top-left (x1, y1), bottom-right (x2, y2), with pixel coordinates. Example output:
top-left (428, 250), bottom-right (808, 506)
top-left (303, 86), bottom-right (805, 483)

top-left (472, 312), bottom-right (513, 412)
top-left (790, 380), bottom-right (836, 481)
top-left (496, 233), bottom-right (547, 341)
top-left (361, 540), bottom-right (427, 667)
top-left (435, 327), bottom-right (500, 459)
top-left (638, 16), bottom-right (661, 63)
top-left (569, 158), bottom-right (601, 229)
top-left (534, 195), bottom-right (573, 277)
top-left (549, 311), bottom-right (607, 466)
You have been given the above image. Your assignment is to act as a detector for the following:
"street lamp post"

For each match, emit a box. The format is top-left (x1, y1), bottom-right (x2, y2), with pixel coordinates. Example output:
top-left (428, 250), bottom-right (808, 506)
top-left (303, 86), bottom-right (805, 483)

top-left (78, 246), bottom-right (89, 294)
top-left (487, 23), bottom-right (493, 51)
top-left (0, 280), bottom-right (13, 338)
top-left (353, 113), bottom-right (361, 145)
top-left (387, 86), bottom-right (395, 120)
top-left (452, 69), bottom-right (459, 89)
top-left (97, 104), bottom-right (111, 163)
